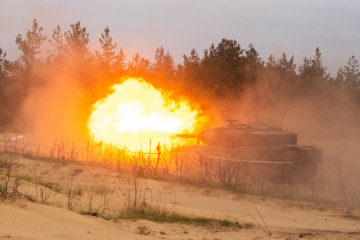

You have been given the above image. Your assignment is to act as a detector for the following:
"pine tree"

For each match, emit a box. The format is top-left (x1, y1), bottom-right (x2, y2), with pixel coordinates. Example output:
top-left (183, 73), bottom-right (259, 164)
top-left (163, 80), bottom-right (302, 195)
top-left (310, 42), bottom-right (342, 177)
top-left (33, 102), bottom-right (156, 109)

top-left (95, 26), bottom-right (125, 74)
top-left (336, 55), bottom-right (360, 101)
top-left (48, 25), bottom-right (64, 61)
top-left (266, 52), bottom-right (296, 80)
top-left (128, 53), bottom-right (150, 77)
top-left (242, 44), bottom-right (264, 85)
top-left (98, 26), bottom-right (116, 65)
top-left (299, 47), bottom-right (329, 88)
top-left (153, 46), bottom-right (174, 78)
top-left (15, 18), bottom-right (47, 67)
top-left (183, 49), bottom-right (200, 79)
top-left (336, 55), bottom-right (360, 88)
top-left (64, 21), bottom-right (89, 58)
top-left (0, 48), bottom-right (9, 86)
top-left (113, 49), bottom-right (126, 73)
top-left (201, 39), bottom-right (245, 96)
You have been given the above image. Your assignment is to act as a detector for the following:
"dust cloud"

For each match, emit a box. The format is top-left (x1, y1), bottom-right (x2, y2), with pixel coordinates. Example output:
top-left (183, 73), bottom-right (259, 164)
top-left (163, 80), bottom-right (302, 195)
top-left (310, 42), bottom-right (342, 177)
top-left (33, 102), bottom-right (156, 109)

top-left (20, 61), bottom-right (92, 149)
top-left (212, 75), bottom-right (360, 142)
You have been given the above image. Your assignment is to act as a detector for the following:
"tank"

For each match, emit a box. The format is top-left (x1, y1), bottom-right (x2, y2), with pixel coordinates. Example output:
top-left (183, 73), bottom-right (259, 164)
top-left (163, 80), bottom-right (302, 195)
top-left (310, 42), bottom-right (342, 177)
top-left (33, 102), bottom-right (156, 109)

top-left (176, 120), bottom-right (322, 184)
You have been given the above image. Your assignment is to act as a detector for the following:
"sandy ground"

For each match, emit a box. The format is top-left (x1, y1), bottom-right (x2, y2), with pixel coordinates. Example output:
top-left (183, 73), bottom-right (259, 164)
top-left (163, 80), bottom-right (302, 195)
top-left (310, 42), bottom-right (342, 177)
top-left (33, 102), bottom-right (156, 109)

top-left (1, 193), bottom-right (359, 240)
top-left (0, 137), bottom-right (359, 239)
top-left (0, 162), bottom-right (358, 239)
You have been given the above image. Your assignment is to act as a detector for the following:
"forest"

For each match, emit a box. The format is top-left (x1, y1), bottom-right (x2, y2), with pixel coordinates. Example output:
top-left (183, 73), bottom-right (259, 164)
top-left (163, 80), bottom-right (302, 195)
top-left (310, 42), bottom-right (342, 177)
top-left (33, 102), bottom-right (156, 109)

top-left (0, 19), bottom-right (359, 133)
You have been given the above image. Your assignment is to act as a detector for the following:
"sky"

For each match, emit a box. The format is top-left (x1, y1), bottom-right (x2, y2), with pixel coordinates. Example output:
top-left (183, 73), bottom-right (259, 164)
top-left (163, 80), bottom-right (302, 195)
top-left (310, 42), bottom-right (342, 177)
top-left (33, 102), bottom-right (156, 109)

top-left (0, 0), bottom-right (359, 76)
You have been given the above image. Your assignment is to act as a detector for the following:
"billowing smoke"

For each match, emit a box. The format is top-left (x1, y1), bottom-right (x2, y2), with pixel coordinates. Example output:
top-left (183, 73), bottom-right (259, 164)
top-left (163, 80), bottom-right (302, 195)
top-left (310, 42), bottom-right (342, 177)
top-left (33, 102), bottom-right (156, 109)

top-left (20, 60), bottom-right (92, 148)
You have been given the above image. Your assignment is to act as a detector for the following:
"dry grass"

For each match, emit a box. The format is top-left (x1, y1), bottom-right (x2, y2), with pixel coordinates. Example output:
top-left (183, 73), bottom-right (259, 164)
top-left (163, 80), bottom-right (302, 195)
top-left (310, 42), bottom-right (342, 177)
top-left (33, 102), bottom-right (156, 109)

top-left (1, 133), bottom-right (359, 212)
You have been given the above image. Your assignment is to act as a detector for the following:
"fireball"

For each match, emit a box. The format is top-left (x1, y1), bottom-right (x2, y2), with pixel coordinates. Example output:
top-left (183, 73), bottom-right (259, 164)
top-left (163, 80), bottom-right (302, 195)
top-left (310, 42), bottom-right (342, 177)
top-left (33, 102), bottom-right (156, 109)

top-left (88, 78), bottom-right (202, 151)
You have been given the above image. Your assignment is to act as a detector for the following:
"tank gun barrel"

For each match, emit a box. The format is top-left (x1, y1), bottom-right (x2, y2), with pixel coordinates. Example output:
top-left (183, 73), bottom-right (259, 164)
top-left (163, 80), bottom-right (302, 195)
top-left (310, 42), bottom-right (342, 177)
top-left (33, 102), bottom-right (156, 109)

top-left (176, 133), bottom-right (198, 139)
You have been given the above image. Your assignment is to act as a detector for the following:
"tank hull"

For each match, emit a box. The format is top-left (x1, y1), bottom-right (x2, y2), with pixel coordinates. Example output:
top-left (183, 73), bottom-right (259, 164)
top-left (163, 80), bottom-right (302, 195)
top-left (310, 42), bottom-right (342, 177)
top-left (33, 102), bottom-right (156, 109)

top-left (176, 144), bottom-right (321, 183)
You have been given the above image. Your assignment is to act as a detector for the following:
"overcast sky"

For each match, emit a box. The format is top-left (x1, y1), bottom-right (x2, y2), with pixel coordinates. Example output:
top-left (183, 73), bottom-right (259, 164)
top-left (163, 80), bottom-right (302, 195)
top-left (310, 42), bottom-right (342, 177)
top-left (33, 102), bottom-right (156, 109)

top-left (0, 0), bottom-right (359, 75)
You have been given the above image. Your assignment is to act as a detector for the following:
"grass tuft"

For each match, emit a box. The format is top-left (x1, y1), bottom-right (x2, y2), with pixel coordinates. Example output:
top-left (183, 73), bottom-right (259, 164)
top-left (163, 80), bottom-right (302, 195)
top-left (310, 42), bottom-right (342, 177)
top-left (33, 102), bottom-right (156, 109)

top-left (13, 174), bottom-right (63, 193)
top-left (117, 208), bottom-right (250, 229)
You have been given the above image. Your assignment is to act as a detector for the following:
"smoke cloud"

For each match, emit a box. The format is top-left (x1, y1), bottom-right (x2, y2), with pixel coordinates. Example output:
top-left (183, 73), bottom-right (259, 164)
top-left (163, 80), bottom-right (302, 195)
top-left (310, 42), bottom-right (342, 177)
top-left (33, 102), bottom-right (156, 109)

top-left (21, 61), bottom-right (91, 148)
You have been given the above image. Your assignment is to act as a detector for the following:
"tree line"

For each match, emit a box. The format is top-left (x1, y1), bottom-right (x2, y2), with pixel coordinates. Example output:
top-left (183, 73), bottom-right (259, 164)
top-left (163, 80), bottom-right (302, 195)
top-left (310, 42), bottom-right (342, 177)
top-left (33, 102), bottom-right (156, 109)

top-left (0, 19), bottom-right (359, 129)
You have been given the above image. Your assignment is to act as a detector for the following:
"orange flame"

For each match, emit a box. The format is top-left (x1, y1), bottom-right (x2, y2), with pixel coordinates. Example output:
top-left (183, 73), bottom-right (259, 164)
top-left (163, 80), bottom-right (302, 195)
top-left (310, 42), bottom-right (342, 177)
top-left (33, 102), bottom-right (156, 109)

top-left (88, 78), bottom-right (203, 151)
